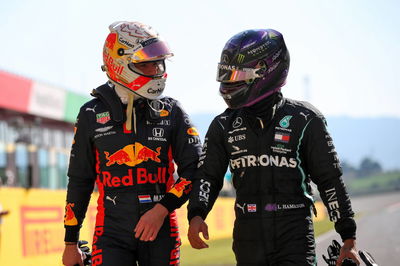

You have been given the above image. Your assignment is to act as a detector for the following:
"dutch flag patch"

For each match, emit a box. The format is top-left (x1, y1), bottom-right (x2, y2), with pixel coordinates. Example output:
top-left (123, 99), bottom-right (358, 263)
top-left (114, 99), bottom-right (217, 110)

top-left (138, 195), bottom-right (152, 203)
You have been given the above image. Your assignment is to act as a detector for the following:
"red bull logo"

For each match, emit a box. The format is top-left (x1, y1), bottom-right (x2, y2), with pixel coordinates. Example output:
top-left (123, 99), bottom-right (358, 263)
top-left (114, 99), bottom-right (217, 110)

top-left (100, 167), bottom-right (167, 187)
top-left (168, 178), bottom-right (192, 198)
top-left (64, 203), bottom-right (78, 226)
top-left (104, 142), bottom-right (161, 167)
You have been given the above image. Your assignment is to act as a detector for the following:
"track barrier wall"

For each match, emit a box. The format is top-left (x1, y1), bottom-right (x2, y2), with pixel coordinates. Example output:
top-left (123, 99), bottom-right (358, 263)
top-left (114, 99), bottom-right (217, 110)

top-left (0, 188), bottom-right (325, 265)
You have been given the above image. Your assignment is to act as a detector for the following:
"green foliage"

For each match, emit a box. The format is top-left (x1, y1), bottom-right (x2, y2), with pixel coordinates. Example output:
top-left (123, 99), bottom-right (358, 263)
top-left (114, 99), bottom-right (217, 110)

top-left (358, 157), bottom-right (382, 177)
top-left (346, 171), bottom-right (400, 194)
top-left (342, 157), bottom-right (383, 179)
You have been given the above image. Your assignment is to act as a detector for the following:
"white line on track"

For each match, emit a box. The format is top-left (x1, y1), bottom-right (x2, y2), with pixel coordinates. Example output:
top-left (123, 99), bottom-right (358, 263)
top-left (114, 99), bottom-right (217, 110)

top-left (386, 201), bottom-right (400, 213)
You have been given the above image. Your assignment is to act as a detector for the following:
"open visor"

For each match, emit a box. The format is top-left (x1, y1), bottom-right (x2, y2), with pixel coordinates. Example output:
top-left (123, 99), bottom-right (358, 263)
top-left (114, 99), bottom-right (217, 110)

top-left (217, 63), bottom-right (263, 83)
top-left (130, 39), bottom-right (173, 62)
top-left (128, 60), bottom-right (166, 78)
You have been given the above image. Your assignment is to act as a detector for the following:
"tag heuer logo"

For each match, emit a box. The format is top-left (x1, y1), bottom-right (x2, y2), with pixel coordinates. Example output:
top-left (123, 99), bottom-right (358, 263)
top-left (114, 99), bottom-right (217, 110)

top-left (96, 112), bottom-right (111, 124)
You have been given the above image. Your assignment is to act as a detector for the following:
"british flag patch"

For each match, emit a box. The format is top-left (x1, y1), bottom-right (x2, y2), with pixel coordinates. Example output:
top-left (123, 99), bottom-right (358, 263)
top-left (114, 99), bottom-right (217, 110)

top-left (247, 204), bottom-right (257, 212)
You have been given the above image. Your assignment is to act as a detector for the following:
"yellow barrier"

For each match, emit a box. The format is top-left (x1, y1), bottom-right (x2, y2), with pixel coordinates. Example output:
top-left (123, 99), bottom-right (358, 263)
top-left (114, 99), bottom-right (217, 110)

top-left (0, 188), bottom-right (325, 265)
top-left (0, 188), bottom-right (92, 266)
top-left (177, 197), bottom-right (236, 245)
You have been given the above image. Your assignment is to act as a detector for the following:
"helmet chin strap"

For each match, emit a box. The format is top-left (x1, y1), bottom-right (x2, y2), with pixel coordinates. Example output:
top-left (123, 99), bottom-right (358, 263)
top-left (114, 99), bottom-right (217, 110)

top-left (109, 80), bottom-right (137, 132)
top-left (125, 93), bottom-right (135, 132)
top-left (111, 80), bottom-right (135, 104)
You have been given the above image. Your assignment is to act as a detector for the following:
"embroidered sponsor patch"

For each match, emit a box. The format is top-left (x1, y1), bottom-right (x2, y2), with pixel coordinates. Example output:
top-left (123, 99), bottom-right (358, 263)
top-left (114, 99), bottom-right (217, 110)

top-left (96, 112), bottom-right (111, 124)
top-left (95, 126), bottom-right (113, 132)
top-left (153, 194), bottom-right (165, 202)
top-left (265, 203), bottom-right (278, 212)
top-left (232, 117), bottom-right (243, 128)
top-left (169, 178), bottom-right (192, 198)
top-left (187, 127), bottom-right (199, 136)
top-left (279, 115), bottom-right (292, 128)
top-left (274, 132), bottom-right (290, 143)
top-left (64, 203), bottom-right (78, 226)
top-left (264, 203), bottom-right (306, 211)
top-left (160, 110), bottom-right (169, 117)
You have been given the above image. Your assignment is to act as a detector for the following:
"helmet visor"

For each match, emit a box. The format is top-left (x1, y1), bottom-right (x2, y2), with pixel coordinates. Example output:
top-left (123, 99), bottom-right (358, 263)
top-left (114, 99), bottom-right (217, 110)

top-left (130, 39), bottom-right (173, 62)
top-left (217, 63), bottom-right (262, 83)
top-left (128, 60), bottom-right (166, 78)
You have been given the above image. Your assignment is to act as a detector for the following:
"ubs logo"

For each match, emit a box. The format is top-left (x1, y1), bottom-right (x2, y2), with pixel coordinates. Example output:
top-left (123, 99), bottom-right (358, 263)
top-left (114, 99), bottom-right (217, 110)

top-left (152, 128), bottom-right (164, 137)
top-left (232, 117), bottom-right (243, 128)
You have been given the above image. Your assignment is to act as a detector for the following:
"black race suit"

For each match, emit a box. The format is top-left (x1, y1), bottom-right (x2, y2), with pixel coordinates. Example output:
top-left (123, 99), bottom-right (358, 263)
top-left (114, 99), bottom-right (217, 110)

top-left (64, 83), bottom-right (201, 266)
top-left (188, 97), bottom-right (356, 266)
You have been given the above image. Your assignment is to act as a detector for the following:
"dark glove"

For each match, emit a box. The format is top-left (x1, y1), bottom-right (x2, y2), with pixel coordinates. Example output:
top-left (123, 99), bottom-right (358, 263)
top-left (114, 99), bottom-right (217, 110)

top-left (323, 239), bottom-right (342, 265)
top-left (74, 240), bottom-right (92, 266)
top-left (322, 239), bottom-right (356, 265)
top-left (322, 239), bottom-right (378, 266)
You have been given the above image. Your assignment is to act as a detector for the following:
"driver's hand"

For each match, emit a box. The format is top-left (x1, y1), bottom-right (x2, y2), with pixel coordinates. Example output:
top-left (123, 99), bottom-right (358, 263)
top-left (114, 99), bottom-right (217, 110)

top-left (188, 216), bottom-right (209, 249)
top-left (134, 203), bottom-right (168, 241)
top-left (337, 239), bottom-right (361, 266)
top-left (62, 243), bottom-right (85, 266)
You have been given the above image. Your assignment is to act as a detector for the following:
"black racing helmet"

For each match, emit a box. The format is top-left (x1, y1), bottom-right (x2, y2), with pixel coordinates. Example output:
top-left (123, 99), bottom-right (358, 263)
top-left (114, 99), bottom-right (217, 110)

top-left (217, 29), bottom-right (290, 109)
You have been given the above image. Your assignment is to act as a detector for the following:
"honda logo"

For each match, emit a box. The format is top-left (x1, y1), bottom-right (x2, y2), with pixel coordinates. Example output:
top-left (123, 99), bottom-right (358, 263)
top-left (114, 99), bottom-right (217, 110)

top-left (153, 128), bottom-right (164, 137)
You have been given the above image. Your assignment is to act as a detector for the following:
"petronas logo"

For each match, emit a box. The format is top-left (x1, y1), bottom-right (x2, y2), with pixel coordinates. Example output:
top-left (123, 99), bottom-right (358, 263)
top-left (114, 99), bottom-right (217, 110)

top-left (279, 115), bottom-right (292, 128)
top-left (237, 54), bottom-right (245, 63)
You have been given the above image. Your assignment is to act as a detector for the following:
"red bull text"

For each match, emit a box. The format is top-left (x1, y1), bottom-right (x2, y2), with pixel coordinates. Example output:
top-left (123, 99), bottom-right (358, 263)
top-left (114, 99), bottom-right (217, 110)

top-left (92, 226), bottom-right (104, 266)
top-left (100, 168), bottom-right (167, 188)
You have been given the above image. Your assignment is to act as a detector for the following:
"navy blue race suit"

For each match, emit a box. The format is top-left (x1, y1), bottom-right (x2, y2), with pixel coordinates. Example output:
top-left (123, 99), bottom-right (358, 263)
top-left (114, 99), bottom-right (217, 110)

top-left (188, 96), bottom-right (356, 265)
top-left (64, 83), bottom-right (201, 265)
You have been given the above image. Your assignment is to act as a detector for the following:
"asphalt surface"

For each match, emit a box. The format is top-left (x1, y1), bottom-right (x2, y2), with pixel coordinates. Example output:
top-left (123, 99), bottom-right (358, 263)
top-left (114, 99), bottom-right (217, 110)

top-left (316, 191), bottom-right (400, 265)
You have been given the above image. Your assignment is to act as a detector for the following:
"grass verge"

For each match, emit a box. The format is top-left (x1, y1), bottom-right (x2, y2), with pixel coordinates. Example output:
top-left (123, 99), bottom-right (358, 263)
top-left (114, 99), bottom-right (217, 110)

top-left (180, 218), bottom-right (334, 265)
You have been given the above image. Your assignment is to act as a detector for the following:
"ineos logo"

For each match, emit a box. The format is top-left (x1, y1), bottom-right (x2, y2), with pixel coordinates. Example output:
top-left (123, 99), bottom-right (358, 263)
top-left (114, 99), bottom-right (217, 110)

top-left (232, 117), bottom-right (243, 128)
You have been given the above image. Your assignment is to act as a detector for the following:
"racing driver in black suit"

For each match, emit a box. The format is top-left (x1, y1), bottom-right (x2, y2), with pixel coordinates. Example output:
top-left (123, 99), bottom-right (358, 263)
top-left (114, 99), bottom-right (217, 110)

top-left (187, 29), bottom-right (360, 266)
top-left (62, 21), bottom-right (201, 266)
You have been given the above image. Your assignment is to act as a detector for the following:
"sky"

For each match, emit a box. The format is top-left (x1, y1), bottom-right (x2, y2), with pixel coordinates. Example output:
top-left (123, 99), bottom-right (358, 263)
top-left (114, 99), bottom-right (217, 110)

top-left (1, 0), bottom-right (399, 118)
